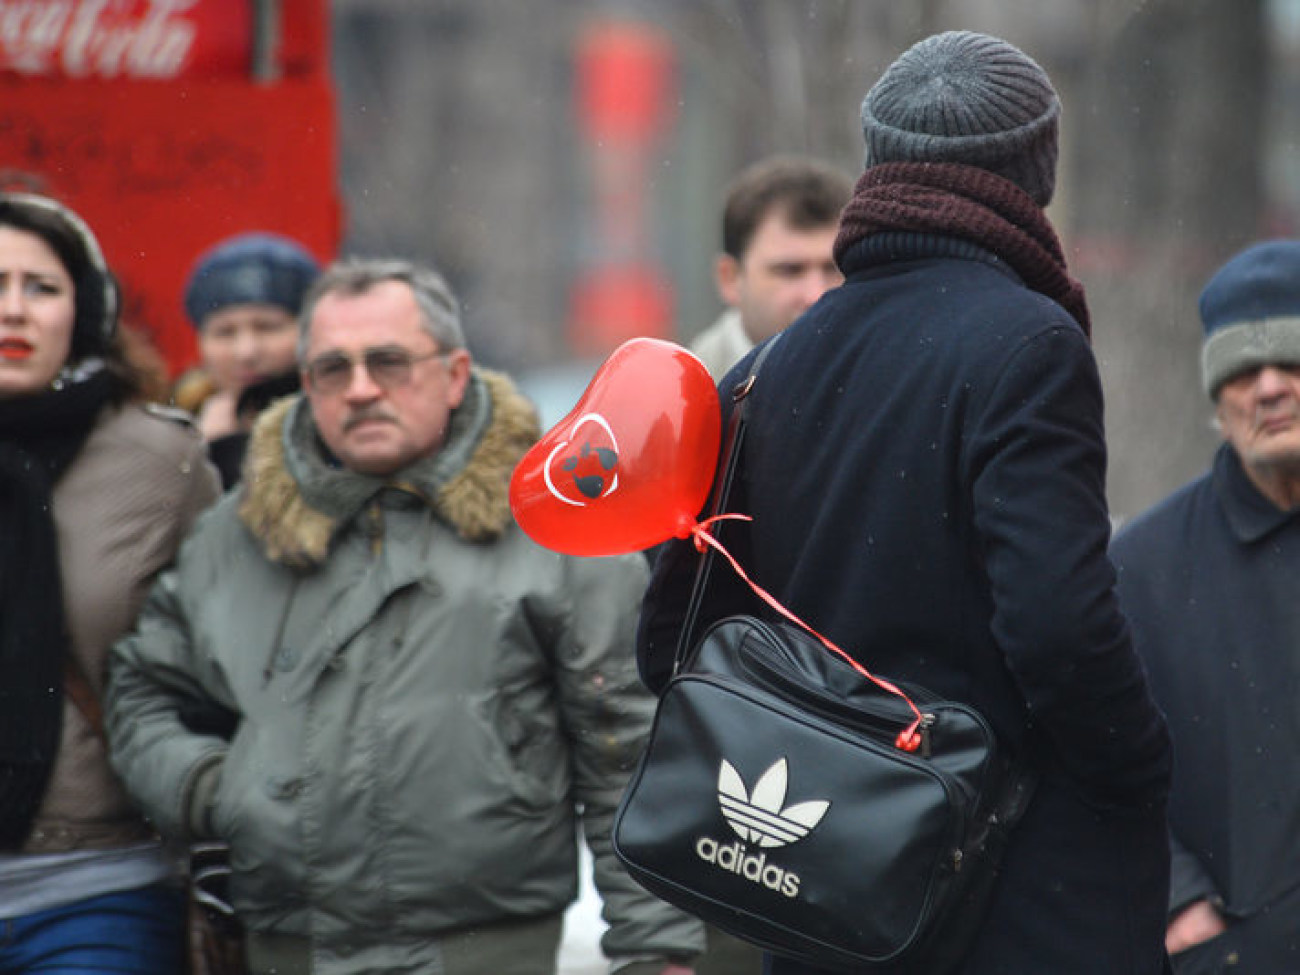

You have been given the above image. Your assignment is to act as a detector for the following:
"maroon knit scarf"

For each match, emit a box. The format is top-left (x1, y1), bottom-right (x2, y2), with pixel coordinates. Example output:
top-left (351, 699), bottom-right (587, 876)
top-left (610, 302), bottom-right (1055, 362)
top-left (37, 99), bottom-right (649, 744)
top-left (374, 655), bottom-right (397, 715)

top-left (833, 162), bottom-right (1091, 338)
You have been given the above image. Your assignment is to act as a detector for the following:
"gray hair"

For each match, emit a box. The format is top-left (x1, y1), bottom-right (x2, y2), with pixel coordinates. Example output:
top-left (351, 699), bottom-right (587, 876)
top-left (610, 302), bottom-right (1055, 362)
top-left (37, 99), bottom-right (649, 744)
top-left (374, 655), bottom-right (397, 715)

top-left (297, 257), bottom-right (466, 361)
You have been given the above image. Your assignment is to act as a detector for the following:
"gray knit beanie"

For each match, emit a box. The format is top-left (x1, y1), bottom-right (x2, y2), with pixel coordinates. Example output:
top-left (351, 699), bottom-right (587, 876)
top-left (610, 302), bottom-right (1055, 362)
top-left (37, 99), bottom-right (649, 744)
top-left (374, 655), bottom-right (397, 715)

top-left (861, 31), bottom-right (1061, 206)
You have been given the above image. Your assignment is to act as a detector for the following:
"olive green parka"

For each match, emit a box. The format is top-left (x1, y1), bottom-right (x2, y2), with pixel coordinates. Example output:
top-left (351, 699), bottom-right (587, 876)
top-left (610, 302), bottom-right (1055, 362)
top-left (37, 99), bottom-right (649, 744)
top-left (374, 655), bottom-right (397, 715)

top-left (106, 369), bottom-right (702, 972)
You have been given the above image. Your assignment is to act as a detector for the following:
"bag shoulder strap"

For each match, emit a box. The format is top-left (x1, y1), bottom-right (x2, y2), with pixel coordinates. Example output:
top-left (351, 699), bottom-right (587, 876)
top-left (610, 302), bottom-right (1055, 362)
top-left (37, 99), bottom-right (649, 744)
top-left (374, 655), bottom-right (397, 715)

top-left (674, 335), bottom-right (782, 667)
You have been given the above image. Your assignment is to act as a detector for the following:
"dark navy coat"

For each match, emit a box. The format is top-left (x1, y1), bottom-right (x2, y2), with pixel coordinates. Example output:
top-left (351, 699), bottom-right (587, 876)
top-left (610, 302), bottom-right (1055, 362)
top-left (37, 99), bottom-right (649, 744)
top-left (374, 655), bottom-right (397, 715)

top-left (1112, 444), bottom-right (1300, 974)
top-left (640, 237), bottom-right (1173, 974)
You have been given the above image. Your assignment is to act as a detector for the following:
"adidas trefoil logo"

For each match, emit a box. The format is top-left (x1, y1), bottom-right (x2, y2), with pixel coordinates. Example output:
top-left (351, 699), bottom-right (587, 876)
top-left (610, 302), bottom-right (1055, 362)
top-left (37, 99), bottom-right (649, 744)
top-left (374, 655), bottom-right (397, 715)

top-left (718, 758), bottom-right (829, 848)
top-left (694, 758), bottom-right (830, 900)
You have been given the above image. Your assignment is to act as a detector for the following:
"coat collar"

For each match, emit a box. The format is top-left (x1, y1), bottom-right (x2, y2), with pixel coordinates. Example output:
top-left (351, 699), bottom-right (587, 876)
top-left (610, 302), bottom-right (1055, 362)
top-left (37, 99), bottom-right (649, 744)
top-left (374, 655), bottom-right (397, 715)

top-left (1212, 441), bottom-right (1300, 543)
top-left (238, 367), bottom-right (540, 570)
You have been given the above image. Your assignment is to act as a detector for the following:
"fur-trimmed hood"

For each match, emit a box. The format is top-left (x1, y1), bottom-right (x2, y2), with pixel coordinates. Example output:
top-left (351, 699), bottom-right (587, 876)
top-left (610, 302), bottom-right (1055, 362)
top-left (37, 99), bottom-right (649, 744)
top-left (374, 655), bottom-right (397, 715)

top-left (238, 367), bottom-right (539, 569)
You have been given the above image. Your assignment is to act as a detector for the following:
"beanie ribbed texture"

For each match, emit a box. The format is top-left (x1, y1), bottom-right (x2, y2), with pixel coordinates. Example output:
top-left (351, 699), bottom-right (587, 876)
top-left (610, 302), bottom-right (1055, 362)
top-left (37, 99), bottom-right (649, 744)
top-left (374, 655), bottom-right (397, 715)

top-left (861, 31), bottom-right (1060, 206)
top-left (1199, 239), bottom-right (1300, 397)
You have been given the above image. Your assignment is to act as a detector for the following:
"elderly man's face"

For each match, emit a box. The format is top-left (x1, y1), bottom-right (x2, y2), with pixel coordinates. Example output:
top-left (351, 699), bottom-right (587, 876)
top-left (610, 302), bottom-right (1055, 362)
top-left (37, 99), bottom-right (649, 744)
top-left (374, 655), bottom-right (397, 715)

top-left (302, 280), bottom-right (470, 476)
top-left (1215, 362), bottom-right (1300, 507)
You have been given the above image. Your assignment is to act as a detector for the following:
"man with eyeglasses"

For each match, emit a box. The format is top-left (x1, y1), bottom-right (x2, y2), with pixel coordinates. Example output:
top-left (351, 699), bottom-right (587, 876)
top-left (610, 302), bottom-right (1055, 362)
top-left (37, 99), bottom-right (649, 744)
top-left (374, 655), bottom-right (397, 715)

top-left (104, 258), bottom-right (704, 975)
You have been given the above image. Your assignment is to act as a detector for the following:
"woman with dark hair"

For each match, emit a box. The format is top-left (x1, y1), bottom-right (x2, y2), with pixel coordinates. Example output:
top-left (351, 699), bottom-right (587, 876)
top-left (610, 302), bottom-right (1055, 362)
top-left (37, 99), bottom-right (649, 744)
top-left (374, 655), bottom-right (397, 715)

top-left (0, 192), bottom-right (221, 972)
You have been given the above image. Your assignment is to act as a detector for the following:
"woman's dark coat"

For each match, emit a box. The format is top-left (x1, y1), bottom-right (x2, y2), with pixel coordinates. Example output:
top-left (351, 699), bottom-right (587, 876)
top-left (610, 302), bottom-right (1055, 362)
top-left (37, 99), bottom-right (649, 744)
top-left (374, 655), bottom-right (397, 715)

top-left (639, 240), bottom-right (1174, 974)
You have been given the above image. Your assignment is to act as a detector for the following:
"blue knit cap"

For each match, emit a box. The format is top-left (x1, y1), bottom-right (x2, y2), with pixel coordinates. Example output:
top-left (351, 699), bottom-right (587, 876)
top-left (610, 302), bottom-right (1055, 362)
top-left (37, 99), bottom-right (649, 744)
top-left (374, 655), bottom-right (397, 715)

top-left (1199, 239), bottom-right (1300, 397)
top-left (184, 232), bottom-right (320, 329)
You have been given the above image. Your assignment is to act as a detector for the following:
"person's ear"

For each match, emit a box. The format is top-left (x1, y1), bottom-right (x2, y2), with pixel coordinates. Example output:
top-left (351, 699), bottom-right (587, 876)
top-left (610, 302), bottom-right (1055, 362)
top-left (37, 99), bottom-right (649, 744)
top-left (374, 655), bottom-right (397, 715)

top-left (445, 349), bottom-right (473, 409)
top-left (714, 253), bottom-right (742, 308)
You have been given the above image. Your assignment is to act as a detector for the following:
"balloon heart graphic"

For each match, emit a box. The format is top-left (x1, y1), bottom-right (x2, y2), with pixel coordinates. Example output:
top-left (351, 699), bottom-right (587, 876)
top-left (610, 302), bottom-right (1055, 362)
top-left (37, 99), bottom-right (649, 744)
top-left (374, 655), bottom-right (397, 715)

top-left (510, 338), bottom-right (721, 557)
top-left (547, 415), bottom-right (621, 504)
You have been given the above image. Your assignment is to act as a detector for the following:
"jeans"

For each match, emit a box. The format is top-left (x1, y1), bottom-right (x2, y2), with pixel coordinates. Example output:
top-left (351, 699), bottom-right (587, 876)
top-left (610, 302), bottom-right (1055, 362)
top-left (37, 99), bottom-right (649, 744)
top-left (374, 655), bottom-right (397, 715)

top-left (0, 885), bottom-right (184, 974)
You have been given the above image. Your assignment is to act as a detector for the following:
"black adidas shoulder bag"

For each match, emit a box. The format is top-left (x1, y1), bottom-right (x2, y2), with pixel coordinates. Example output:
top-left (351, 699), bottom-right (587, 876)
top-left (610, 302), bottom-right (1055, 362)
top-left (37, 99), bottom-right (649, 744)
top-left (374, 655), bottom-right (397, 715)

top-left (612, 338), bottom-right (1037, 973)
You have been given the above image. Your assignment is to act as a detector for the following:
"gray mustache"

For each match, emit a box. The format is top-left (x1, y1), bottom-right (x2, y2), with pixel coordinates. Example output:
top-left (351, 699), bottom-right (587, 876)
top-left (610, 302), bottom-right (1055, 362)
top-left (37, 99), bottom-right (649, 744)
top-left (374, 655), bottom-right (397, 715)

top-left (344, 409), bottom-right (397, 431)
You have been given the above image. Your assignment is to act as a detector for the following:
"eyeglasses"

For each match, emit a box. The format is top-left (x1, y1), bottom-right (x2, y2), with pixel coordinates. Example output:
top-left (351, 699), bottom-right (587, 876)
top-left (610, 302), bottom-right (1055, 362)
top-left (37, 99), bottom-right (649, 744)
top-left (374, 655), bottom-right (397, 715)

top-left (304, 346), bottom-right (445, 395)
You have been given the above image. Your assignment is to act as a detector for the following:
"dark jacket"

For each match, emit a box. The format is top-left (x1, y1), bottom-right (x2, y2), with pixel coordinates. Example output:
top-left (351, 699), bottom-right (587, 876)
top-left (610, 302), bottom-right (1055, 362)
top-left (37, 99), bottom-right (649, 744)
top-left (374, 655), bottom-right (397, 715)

top-left (1111, 443), bottom-right (1300, 973)
top-left (640, 237), bottom-right (1173, 974)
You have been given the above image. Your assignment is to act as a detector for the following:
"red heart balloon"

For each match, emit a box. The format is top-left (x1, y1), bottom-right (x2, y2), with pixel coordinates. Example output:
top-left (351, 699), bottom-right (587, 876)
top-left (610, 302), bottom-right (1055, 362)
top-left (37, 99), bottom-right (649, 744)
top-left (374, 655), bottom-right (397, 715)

top-left (510, 338), bottom-right (721, 557)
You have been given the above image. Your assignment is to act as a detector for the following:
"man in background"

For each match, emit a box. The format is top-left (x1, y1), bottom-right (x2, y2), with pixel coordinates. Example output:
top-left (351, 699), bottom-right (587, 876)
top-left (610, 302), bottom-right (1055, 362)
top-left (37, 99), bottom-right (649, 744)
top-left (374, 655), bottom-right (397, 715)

top-left (1112, 239), bottom-right (1300, 973)
top-left (690, 155), bottom-right (851, 381)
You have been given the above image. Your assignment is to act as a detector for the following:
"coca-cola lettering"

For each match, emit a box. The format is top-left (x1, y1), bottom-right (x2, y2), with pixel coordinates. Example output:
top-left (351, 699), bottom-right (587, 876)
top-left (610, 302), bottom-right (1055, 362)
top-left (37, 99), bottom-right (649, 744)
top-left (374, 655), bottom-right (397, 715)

top-left (0, 0), bottom-right (199, 79)
top-left (0, 1), bottom-right (69, 74)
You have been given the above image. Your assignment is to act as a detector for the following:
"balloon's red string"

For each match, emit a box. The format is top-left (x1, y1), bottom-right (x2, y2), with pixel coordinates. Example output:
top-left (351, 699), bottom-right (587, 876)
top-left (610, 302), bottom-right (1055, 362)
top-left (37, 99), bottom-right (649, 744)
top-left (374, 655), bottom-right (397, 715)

top-left (692, 515), bottom-right (925, 752)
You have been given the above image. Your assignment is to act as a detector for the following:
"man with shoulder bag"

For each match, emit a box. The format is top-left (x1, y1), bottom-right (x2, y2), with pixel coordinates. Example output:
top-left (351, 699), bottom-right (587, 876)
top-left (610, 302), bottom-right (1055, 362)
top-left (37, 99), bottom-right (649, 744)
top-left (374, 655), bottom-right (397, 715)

top-left (635, 31), bottom-right (1174, 975)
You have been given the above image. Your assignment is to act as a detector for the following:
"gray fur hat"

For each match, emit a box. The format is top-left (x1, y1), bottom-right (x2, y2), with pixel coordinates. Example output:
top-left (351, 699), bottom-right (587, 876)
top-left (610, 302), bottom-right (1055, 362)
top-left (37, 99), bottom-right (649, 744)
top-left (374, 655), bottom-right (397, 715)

top-left (861, 30), bottom-right (1061, 206)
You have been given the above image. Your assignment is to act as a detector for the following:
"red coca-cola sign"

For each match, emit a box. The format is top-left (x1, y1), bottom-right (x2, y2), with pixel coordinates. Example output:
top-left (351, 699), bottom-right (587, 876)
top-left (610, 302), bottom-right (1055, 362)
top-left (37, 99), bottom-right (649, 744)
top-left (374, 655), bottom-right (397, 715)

top-left (0, 0), bottom-right (252, 79)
